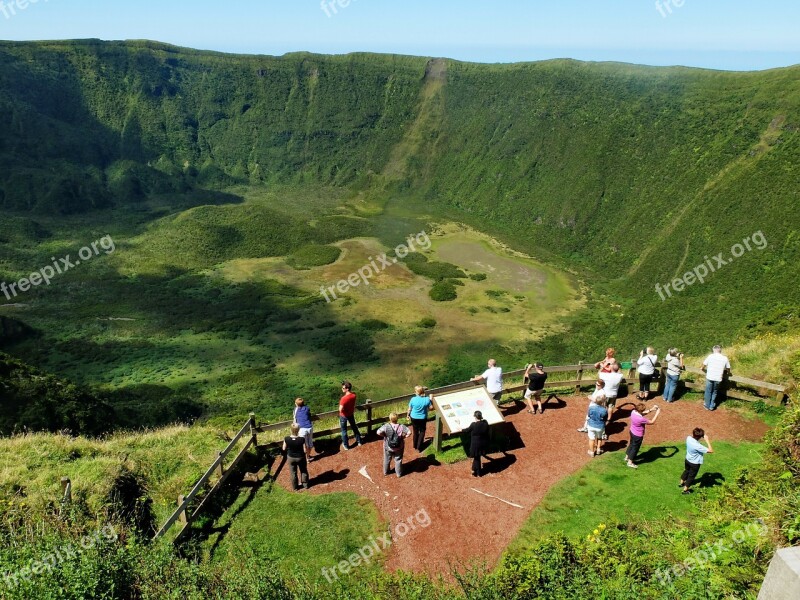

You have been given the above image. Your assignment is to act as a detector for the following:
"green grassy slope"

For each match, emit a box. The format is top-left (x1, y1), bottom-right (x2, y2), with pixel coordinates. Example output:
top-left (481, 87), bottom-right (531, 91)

top-left (2, 41), bottom-right (797, 360)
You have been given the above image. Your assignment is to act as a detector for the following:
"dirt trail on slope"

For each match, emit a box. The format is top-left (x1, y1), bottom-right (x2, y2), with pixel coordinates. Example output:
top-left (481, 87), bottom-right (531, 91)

top-left (274, 394), bottom-right (768, 576)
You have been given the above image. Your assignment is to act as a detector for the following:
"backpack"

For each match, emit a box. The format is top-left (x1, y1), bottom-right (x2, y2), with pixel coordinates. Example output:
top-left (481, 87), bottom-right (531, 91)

top-left (386, 424), bottom-right (403, 451)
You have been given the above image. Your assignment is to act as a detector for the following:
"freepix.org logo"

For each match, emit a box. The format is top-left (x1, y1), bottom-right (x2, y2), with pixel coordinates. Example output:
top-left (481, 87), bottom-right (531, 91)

top-left (0, 0), bottom-right (49, 20)
top-left (655, 231), bottom-right (767, 301)
top-left (1, 235), bottom-right (116, 301)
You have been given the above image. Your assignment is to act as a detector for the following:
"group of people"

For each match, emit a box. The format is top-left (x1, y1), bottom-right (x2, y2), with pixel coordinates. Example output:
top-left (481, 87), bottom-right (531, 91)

top-left (281, 346), bottom-right (729, 493)
top-left (576, 345), bottom-right (724, 490)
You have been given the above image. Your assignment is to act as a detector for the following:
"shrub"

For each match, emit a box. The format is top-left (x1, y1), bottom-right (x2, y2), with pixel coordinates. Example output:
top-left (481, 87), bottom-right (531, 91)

top-left (429, 281), bottom-right (458, 302)
top-left (417, 317), bottom-right (437, 328)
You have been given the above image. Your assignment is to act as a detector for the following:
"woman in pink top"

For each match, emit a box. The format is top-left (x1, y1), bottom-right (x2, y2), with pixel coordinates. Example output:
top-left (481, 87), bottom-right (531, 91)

top-left (626, 403), bottom-right (661, 469)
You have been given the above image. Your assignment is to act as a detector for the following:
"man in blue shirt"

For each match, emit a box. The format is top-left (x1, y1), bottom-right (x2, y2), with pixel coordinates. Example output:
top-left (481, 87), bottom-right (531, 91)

top-left (680, 428), bottom-right (714, 494)
top-left (407, 386), bottom-right (434, 452)
top-left (586, 397), bottom-right (608, 457)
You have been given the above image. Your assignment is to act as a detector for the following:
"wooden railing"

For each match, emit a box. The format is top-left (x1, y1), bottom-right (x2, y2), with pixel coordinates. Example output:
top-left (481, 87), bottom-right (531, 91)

top-left (152, 361), bottom-right (788, 543)
top-left (153, 413), bottom-right (258, 542)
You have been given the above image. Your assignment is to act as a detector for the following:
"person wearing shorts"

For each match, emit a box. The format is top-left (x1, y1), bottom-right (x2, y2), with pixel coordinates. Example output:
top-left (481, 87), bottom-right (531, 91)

top-left (578, 380), bottom-right (606, 433)
top-left (599, 364), bottom-right (623, 423)
top-left (586, 397), bottom-right (608, 457)
top-left (472, 359), bottom-right (503, 405)
top-left (523, 362), bottom-right (548, 414)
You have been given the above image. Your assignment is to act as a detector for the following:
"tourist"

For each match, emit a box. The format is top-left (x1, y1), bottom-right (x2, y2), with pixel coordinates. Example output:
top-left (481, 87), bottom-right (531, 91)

top-left (462, 411), bottom-right (490, 477)
top-left (663, 349), bottom-right (684, 403)
top-left (472, 358), bottom-right (504, 405)
top-left (377, 413), bottom-right (411, 477)
top-left (523, 362), bottom-right (548, 414)
top-left (339, 381), bottom-right (363, 450)
top-left (626, 403), bottom-right (661, 469)
top-left (282, 423), bottom-right (309, 491)
top-left (680, 428), bottom-right (714, 494)
top-left (594, 347), bottom-right (617, 372)
top-left (407, 386), bottom-right (434, 452)
top-left (577, 379), bottom-right (606, 433)
top-left (636, 347), bottom-right (659, 400)
top-left (702, 345), bottom-right (731, 411)
top-left (293, 397), bottom-right (315, 459)
top-left (599, 363), bottom-right (623, 423)
top-left (586, 397), bottom-right (608, 457)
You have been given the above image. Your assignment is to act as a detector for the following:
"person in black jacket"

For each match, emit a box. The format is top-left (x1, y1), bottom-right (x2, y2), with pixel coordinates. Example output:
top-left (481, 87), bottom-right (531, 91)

top-left (463, 411), bottom-right (490, 477)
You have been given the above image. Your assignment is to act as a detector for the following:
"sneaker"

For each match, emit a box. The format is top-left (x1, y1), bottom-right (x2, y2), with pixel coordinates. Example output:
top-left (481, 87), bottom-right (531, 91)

top-left (357, 441), bottom-right (364, 447)
top-left (527, 410), bottom-right (535, 414)
top-left (682, 489), bottom-right (692, 495)
top-left (587, 450), bottom-right (595, 457)
top-left (627, 462), bottom-right (638, 469)
top-left (601, 434), bottom-right (608, 440)
top-left (595, 449), bottom-right (604, 455)
top-left (342, 444), bottom-right (350, 451)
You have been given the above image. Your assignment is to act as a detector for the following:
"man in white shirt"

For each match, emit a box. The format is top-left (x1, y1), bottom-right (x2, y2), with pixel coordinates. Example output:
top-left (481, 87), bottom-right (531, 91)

top-left (702, 345), bottom-right (731, 411)
top-left (599, 363), bottom-right (624, 423)
top-left (472, 358), bottom-right (503, 405)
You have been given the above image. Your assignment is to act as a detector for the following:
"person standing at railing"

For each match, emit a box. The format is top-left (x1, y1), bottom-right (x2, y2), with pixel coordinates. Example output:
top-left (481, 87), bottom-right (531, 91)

top-left (523, 362), bottom-right (548, 415)
top-left (594, 348), bottom-right (618, 373)
top-left (339, 381), bottom-right (363, 450)
top-left (282, 423), bottom-right (309, 491)
top-left (293, 397), bottom-right (315, 461)
top-left (701, 345), bottom-right (731, 411)
top-left (407, 386), bottom-right (434, 452)
top-left (636, 347), bottom-right (659, 400)
top-left (663, 349), bottom-right (685, 403)
top-left (599, 363), bottom-right (623, 423)
top-left (472, 358), bottom-right (503, 405)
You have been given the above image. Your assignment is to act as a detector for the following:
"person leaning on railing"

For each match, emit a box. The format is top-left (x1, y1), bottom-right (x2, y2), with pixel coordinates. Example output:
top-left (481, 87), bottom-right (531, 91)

top-left (663, 349), bottom-right (685, 403)
top-left (293, 397), bottom-right (315, 460)
top-left (407, 386), bottom-right (434, 452)
top-left (636, 346), bottom-right (659, 400)
top-left (594, 347), bottom-right (618, 373)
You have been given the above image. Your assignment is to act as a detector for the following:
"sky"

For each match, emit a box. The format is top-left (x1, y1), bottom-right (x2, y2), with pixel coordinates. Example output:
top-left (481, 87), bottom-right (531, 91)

top-left (1, 0), bottom-right (799, 71)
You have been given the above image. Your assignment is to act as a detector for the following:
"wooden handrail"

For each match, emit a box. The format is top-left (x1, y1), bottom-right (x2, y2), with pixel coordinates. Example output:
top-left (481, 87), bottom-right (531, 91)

top-left (154, 416), bottom-right (255, 540)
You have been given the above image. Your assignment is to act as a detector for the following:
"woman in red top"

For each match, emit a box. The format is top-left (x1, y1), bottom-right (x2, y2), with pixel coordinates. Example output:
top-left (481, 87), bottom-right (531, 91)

top-left (594, 348), bottom-right (617, 373)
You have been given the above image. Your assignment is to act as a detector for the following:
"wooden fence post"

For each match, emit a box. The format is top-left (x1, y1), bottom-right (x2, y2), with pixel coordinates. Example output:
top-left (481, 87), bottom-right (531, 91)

top-left (177, 495), bottom-right (187, 525)
top-left (434, 413), bottom-right (443, 452)
top-left (575, 361), bottom-right (584, 395)
top-left (216, 451), bottom-right (225, 478)
top-left (365, 400), bottom-right (373, 437)
top-left (60, 477), bottom-right (71, 504)
top-left (249, 412), bottom-right (258, 447)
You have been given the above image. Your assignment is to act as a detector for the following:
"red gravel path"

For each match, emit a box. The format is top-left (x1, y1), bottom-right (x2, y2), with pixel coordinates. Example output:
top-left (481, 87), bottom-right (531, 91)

top-left (274, 394), bottom-right (769, 576)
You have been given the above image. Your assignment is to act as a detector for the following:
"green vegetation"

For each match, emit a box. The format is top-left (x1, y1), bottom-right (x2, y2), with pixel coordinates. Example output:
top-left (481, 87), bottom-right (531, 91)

top-left (401, 253), bottom-right (467, 281)
top-left (286, 244), bottom-right (341, 270)
top-left (429, 280), bottom-right (458, 302)
top-left (510, 441), bottom-right (763, 549)
top-left (207, 487), bottom-right (383, 582)
top-left (1, 39), bottom-right (799, 598)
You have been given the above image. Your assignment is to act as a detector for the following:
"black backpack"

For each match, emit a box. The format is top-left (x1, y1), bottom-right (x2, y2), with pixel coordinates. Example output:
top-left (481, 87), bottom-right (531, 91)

top-left (386, 424), bottom-right (402, 451)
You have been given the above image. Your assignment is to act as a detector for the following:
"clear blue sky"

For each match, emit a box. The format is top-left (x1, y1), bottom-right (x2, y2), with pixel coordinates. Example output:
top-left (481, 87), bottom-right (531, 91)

top-left (1, 0), bottom-right (799, 71)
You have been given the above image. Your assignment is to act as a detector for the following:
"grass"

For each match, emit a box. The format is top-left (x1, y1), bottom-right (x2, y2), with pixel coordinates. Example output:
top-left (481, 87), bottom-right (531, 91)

top-left (508, 440), bottom-right (764, 554)
top-left (206, 484), bottom-right (383, 582)
top-left (0, 426), bottom-right (240, 524)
